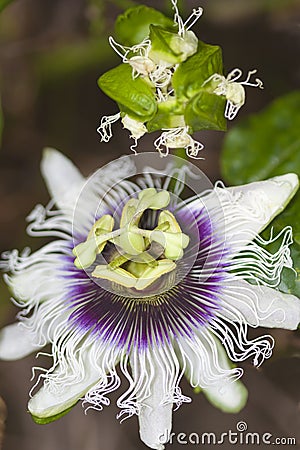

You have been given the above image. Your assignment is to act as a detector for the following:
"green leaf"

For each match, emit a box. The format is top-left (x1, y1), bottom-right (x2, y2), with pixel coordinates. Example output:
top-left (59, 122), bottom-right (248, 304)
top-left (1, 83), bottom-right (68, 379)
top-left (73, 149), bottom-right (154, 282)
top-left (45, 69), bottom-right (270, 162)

top-left (0, 0), bottom-right (14, 13)
top-left (115, 5), bottom-right (174, 47)
top-left (30, 403), bottom-right (77, 425)
top-left (98, 63), bottom-right (157, 122)
top-left (221, 91), bottom-right (300, 242)
top-left (220, 91), bottom-right (300, 295)
top-left (221, 91), bottom-right (300, 185)
top-left (184, 90), bottom-right (227, 132)
top-left (172, 40), bottom-right (223, 101)
top-left (276, 241), bottom-right (300, 297)
top-left (277, 268), bottom-right (300, 298)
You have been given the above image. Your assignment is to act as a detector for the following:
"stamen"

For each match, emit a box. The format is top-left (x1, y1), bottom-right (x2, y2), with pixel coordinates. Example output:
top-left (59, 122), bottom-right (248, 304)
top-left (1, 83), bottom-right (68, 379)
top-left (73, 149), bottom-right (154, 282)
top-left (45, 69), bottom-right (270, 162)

top-left (93, 259), bottom-right (176, 291)
top-left (72, 188), bottom-right (190, 290)
top-left (151, 210), bottom-right (189, 260)
top-left (73, 215), bottom-right (115, 269)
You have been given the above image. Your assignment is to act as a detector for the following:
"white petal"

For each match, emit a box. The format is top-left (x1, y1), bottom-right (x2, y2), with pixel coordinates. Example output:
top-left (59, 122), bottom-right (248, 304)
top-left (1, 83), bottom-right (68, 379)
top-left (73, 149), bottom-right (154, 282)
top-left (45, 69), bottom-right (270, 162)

top-left (0, 307), bottom-right (72, 361)
top-left (6, 264), bottom-right (63, 305)
top-left (203, 378), bottom-right (248, 413)
top-left (178, 330), bottom-right (247, 412)
top-left (131, 351), bottom-right (173, 450)
top-left (28, 354), bottom-right (101, 420)
top-left (189, 174), bottom-right (298, 254)
top-left (221, 278), bottom-right (300, 330)
top-left (221, 173), bottom-right (298, 251)
top-left (41, 148), bottom-right (85, 212)
top-left (201, 338), bottom-right (248, 413)
top-left (178, 329), bottom-right (242, 388)
top-left (0, 323), bottom-right (42, 360)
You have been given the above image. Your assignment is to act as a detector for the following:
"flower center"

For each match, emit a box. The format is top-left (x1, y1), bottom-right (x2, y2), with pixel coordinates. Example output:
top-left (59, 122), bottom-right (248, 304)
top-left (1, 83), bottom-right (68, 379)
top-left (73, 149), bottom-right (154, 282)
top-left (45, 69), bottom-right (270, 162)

top-left (72, 188), bottom-right (189, 291)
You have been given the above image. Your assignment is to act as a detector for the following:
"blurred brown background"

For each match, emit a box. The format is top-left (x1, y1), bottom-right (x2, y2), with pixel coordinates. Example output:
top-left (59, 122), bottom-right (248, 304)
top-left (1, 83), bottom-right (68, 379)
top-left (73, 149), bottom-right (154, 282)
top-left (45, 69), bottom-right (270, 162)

top-left (1, 0), bottom-right (300, 449)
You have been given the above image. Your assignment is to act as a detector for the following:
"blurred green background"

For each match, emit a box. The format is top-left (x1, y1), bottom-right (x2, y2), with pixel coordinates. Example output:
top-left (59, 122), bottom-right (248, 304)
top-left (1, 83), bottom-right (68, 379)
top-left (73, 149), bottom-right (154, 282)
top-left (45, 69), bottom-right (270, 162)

top-left (0, 0), bottom-right (300, 449)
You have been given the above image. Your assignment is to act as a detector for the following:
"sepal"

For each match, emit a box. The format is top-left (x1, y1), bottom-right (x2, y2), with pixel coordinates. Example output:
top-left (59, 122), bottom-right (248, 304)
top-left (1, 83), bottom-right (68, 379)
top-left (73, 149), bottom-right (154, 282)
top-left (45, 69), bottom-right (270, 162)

top-left (98, 64), bottom-right (157, 122)
top-left (115, 5), bottom-right (174, 47)
top-left (173, 40), bottom-right (223, 100)
top-left (30, 403), bottom-right (76, 425)
top-left (185, 90), bottom-right (227, 132)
